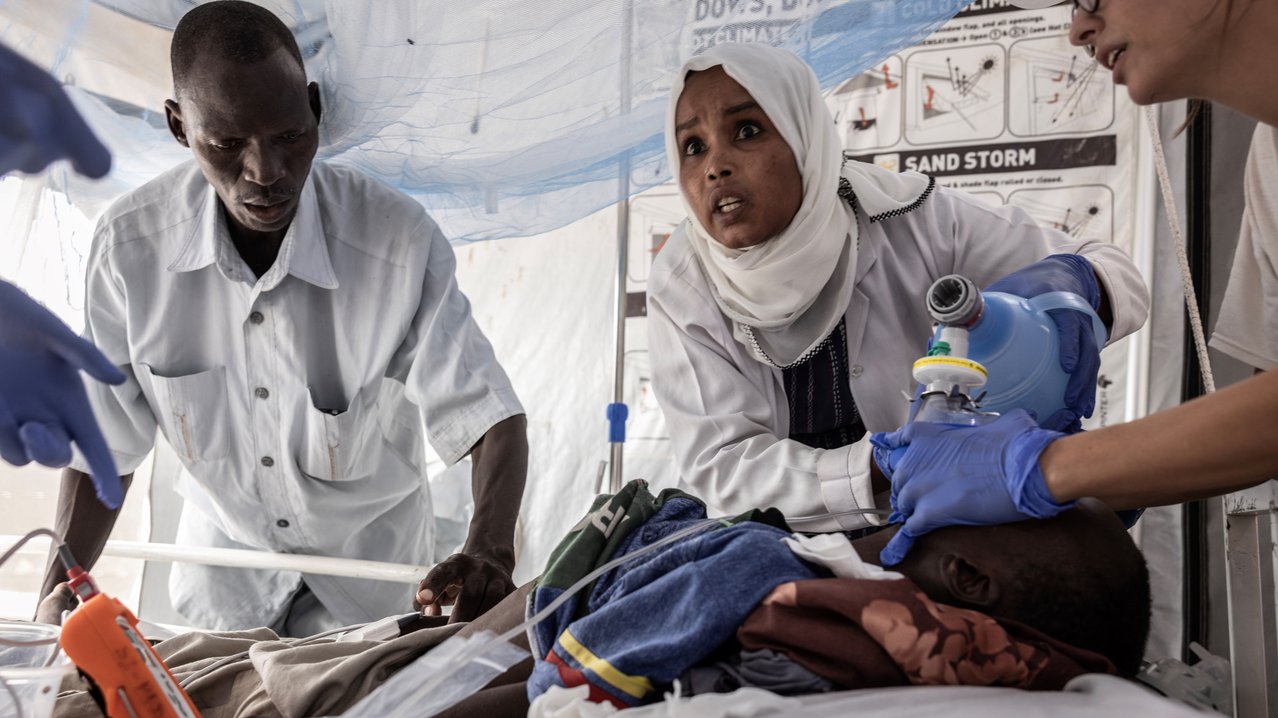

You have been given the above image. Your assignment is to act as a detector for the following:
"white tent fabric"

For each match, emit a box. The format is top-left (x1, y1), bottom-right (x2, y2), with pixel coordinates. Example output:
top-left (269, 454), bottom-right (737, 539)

top-left (3, 0), bottom-right (968, 241)
top-left (0, 0), bottom-right (968, 615)
top-left (2, 3), bottom-right (1209, 664)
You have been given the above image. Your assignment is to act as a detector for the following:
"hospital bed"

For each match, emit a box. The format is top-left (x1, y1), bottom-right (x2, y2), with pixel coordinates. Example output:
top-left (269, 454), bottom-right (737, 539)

top-left (0, 535), bottom-right (1222, 717)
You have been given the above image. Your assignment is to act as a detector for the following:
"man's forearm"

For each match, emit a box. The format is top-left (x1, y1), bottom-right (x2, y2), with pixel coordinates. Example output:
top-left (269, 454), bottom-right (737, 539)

top-left (463, 414), bottom-right (528, 568)
top-left (39, 468), bottom-right (131, 600)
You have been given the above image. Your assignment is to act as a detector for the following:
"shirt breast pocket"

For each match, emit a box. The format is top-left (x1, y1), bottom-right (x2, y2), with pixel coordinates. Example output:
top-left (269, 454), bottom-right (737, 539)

top-left (139, 364), bottom-right (230, 462)
top-left (299, 386), bottom-right (380, 482)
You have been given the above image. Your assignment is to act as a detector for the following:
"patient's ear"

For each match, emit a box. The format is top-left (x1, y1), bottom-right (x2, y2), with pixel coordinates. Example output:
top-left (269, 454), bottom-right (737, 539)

top-left (940, 554), bottom-right (999, 608)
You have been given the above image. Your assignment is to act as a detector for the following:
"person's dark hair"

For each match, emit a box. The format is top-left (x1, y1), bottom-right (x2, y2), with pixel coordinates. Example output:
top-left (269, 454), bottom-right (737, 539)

top-left (1001, 524), bottom-right (1151, 676)
top-left (170, 0), bottom-right (304, 94)
top-left (1173, 99), bottom-right (1207, 139)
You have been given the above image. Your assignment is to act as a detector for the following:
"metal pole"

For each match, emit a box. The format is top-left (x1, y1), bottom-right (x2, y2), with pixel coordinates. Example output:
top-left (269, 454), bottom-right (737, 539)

top-left (608, 0), bottom-right (634, 493)
top-left (7, 535), bottom-right (429, 583)
top-left (1181, 100), bottom-right (1212, 663)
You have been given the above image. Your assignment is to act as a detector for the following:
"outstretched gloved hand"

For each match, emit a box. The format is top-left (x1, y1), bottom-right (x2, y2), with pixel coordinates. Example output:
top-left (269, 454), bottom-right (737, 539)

top-left (871, 409), bottom-right (1069, 566)
top-left (986, 254), bottom-right (1103, 433)
top-left (0, 42), bottom-right (111, 178)
top-left (0, 281), bottom-right (125, 507)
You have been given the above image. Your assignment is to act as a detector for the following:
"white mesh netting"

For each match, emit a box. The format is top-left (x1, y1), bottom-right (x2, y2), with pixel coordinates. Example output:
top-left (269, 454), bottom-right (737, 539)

top-left (3, 0), bottom-right (966, 240)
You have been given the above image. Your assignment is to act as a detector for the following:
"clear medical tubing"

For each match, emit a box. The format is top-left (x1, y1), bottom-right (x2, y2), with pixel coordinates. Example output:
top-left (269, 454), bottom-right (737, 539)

top-left (347, 505), bottom-right (891, 717)
top-left (0, 530), bottom-right (73, 718)
top-left (342, 631), bottom-right (528, 717)
top-left (0, 530), bottom-right (67, 655)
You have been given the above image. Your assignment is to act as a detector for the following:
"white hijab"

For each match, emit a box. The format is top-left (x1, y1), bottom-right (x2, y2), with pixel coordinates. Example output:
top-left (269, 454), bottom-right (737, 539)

top-left (665, 43), bottom-right (930, 367)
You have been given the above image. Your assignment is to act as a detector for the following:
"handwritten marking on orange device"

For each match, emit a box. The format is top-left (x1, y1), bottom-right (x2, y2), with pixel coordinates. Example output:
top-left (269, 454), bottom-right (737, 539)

top-left (58, 567), bottom-right (200, 718)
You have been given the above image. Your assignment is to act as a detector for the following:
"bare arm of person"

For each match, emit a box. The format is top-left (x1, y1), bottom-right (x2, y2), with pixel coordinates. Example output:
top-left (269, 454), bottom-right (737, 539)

top-left (38, 468), bottom-right (132, 606)
top-left (417, 414), bottom-right (529, 622)
top-left (1042, 369), bottom-right (1278, 508)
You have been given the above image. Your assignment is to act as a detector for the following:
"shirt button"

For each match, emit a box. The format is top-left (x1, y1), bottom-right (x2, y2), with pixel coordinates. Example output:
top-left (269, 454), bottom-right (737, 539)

top-left (261, 456), bottom-right (275, 467)
top-left (276, 519), bottom-right (290, 528)
top-left (850, 364), bottom-right (864, 378)
top-left (255, 387), bottom-right (270, 399)
top-left (249, 311), bottom-right (264, 324)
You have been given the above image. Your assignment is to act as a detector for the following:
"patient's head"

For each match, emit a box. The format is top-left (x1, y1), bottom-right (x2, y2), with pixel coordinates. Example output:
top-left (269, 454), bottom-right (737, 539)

top-left (888, 499), bottom-right (1150, 676)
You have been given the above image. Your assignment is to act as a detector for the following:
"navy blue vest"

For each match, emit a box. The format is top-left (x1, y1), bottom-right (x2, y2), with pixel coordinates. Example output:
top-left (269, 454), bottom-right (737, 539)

top-left (782, 317), bottom-right (866, 450)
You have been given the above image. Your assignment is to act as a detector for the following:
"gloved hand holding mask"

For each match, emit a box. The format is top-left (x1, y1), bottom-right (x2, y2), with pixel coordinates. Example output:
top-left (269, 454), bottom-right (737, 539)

top-left (871, 409), bottom-right (1068, 566)
top-left (985, 254), bottom-right (1104, 434)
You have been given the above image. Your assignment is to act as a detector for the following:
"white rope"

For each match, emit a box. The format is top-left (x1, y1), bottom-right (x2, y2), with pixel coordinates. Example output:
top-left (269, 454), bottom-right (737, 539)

top-left (1144, 105), bottom-right (1217, 395)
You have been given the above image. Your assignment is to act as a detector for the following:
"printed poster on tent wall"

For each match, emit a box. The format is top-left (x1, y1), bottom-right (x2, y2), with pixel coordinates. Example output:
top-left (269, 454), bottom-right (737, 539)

top-left (625, 0), bottom-right (1142, 480)
top-left (830, 1), bottom-right (1143, 428)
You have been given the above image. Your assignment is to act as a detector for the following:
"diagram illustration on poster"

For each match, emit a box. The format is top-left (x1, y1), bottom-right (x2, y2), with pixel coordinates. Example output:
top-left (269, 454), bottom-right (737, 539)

top-left (1009, 185), bottom-right (1114, 243)
top-left (905, 44), bottom-right (1006, 145)
top-left (1009, 35), bottom-right (1114, 136)
top-left (828, 56), bottom-right (903, 151)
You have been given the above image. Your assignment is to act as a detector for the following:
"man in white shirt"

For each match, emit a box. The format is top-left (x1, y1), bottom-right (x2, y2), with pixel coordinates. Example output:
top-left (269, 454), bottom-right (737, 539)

top-left (40, 0), bottom-right (528, 634)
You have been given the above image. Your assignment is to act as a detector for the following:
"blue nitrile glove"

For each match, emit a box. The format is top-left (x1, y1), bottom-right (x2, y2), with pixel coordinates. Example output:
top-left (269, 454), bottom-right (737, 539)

top-left (873, 383), bottom-right (931, 481)
top-left (986, 254), bottom-right (1103, 434)
top-left (0, 281), bottom-right (126, 508)
top-left (0, 42), bottom-right (111, 178)
top-left (870, 409), bottom-right (1069, 566)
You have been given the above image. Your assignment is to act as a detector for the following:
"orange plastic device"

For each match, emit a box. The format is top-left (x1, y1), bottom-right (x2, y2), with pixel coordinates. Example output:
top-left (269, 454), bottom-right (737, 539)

top-left (58, 567), bottom-right (201, 718)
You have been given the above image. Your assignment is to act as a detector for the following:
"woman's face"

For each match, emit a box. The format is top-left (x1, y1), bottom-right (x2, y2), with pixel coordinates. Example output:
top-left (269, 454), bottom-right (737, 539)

top-left (674, 66), bottom-right (804, 250)
top-left (1069, 0), bottom-right (1227, 105)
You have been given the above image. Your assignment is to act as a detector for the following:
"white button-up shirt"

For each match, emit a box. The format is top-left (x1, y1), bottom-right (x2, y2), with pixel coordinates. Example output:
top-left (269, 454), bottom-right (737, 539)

top-left (649, 187), bottom-right (1149, 533)
top-left (73, 160), bottom-right (524, 629)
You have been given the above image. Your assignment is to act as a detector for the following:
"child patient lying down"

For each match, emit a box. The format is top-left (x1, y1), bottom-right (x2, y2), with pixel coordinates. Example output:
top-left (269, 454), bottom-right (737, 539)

top-left (48, 482), bottom-right (1148, 718)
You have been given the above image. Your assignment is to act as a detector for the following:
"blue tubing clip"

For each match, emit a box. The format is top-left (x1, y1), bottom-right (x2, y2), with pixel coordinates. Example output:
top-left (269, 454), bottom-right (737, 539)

top-left (607, 403), bottom-right (629, 444)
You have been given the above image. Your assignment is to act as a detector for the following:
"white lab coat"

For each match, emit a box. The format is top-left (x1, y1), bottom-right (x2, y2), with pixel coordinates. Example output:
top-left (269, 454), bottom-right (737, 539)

top-left (648, 186), bottom-right (1149, 532)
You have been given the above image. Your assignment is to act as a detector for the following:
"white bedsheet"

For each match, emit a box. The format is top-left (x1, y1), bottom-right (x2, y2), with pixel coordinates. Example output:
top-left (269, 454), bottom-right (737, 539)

top-left (533, 674), bottom-right (1207, 718)
top-left (785, 675), bottom-right (1206, 717)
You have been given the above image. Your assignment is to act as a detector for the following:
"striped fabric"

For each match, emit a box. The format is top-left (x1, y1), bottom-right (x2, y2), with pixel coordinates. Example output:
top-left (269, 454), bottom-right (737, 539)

top-left (782, 317), bottom-right (866, 450)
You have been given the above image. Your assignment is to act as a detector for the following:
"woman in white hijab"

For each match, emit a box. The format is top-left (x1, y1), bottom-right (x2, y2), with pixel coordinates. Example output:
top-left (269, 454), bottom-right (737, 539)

top-left (647, 43), bottom-right (1150, 531)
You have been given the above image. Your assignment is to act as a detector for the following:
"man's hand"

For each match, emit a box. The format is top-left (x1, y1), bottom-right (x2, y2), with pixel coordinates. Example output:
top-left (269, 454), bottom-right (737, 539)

top-left (419, 415), bottom-right (527, 623)
top-left (35, 582), bottom-right (76, 625)
top-left (0, 281), bottom-right (126, 507)
top-left (414, 550), bottom-right (516, 623)
top-left (0, 42), bottom-right (111, 178)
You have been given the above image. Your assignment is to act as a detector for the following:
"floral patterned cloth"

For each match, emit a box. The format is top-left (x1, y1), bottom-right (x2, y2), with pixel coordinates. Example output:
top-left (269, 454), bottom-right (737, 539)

top-left (738, 577), bottom-right (1116, 691)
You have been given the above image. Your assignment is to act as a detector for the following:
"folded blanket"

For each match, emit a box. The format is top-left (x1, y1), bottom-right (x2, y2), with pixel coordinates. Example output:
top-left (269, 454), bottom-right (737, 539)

top-left (526, 479), bottom-right (814, 708)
